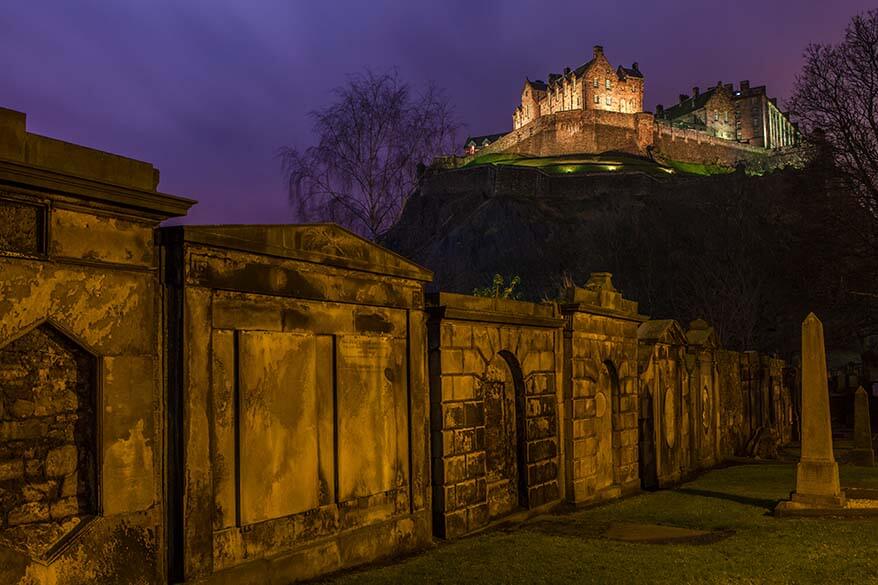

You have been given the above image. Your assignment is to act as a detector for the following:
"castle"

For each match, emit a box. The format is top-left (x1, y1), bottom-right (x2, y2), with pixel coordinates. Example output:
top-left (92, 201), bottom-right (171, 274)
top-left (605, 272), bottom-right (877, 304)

top-left (657, 81), bottom-right (798, 149)
top-left (466, 46), bottom-right (799, 165)
top-left (512, 45), bottom-right (644, 129)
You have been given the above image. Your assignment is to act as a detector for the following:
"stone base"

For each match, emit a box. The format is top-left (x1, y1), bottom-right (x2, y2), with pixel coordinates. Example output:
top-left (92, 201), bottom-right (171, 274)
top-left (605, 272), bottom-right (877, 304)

top-left (849, 448), bottom-right (875, 467)
top-left (790, 491), bottom-right (846, 508)
top-left (795, 459), bottom-right (842, 499)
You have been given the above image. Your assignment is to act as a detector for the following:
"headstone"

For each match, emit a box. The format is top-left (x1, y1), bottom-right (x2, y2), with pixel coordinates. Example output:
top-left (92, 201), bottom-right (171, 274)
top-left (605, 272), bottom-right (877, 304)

top-left (851, 386), bottom-right (875, 466)
top-left (790, 313), bottom-right (845, 507)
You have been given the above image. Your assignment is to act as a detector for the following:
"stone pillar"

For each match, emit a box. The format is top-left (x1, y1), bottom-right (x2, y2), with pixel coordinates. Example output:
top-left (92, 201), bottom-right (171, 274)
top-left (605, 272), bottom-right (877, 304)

top-left (851, 386), bottom-right (875, 466)
top-left (791, 313), bottom-right (845, 506)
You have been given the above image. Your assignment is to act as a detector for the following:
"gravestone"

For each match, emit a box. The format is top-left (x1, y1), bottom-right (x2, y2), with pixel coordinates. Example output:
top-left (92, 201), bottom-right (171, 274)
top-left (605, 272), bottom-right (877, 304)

top-left (786, 313), bottom-right (845, 508)
top-left (850, 386), bottom-right (875, 466)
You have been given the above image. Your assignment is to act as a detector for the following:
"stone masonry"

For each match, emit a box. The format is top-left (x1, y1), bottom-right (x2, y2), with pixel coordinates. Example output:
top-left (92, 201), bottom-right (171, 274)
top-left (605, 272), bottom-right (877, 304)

top-left (0, 106), bottom-right (799, 579)
top-left (427, 293), bottom-right (563, 538)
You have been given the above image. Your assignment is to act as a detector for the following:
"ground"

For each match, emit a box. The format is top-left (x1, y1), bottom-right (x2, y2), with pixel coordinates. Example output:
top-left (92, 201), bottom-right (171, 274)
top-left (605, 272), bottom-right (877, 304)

top-left (318, 454), bottom-right (878, 585)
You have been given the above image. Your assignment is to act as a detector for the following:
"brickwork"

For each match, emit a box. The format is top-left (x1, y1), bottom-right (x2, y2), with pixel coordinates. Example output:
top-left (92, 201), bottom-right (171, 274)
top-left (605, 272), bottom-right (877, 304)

top-left (427, 293), bottom-right (562, 538)
top-left (561, 273), bottom-right (645, 503)
top-left (0, 325), bottom-right (96, 540)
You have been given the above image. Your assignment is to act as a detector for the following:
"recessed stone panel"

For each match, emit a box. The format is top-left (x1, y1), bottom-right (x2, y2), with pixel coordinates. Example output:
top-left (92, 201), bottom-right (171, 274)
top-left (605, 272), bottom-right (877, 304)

top-left (238, 331), bottom-right (319, 524)
top-left (0, 198), bottom-right (44, 256)
top-left (336, 335), bottom-right (405, 501)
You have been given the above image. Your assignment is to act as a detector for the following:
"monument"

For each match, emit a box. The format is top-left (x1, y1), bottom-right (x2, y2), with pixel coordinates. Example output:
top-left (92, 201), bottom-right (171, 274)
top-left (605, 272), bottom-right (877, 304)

top-left (850, 386), bottom-right (875, 466)
top-left (776, 313), bottom-right (845, 512)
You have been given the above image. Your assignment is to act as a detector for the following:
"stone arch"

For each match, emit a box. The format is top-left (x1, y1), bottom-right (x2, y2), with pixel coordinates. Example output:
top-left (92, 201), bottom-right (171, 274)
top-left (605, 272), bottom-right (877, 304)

top-left (0, 321), bottom-right (98, 542)
top-left (482, 351), bottom-right (528, 519)
top-left (604, 360), bottom-right (622, 482)
top-left (638, 384), bottom-right (658, 490)
top-left (498, 350), bottom-right (529, 510)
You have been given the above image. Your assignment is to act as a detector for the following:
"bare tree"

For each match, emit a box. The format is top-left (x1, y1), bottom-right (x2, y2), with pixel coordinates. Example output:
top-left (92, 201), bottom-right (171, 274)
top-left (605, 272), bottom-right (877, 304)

top-left (789, 11), bottom-right (878, 342)
top-left (280, 70), bottom-right (459, 240)
top-left (789, 10), bottom-right (878, 220)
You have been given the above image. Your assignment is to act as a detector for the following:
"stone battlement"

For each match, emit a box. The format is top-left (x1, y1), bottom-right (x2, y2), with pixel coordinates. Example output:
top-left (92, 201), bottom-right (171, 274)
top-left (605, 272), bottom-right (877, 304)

top-left (469, 108), bottom-right (793, 169)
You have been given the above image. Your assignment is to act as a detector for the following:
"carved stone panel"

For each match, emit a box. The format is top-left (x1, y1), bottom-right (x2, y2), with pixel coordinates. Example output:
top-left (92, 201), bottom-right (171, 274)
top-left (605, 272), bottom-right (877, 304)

top-left (336, 335), bottom-right (407, 501)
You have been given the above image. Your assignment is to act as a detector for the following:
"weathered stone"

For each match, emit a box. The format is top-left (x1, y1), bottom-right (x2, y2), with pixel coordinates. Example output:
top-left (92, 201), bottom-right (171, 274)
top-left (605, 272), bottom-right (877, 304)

top-left (45, 445), bottom-right (78, 478)
top-left (21, 481), bottom-right (56, 502)
top-left (851, 386), bottom-right (875, 466)
top-left (788, 314), bottom-right (844, 508)
top-left (7, 501), bottom-right (49, 526)
top-left (0, 460), bottom-right (24, 482)
top-left (49, 496), bottom-right (80, 520)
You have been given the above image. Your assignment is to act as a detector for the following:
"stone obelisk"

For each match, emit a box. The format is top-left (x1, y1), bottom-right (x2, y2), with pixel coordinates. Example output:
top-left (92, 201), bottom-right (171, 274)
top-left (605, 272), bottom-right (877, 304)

top-left (851, 386), bottom-right (875, 466)
top-left (791, 313), bottom-right (845, 507)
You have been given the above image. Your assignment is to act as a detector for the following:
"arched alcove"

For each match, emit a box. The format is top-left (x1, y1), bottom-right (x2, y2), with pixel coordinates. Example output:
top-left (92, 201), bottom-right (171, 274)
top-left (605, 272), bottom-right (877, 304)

top-left (482, 351), bottom-right (528, 520)
top-left (0, 322), bottom-right (97, 550)
top-left (604, 360), bottom-right (622, 483)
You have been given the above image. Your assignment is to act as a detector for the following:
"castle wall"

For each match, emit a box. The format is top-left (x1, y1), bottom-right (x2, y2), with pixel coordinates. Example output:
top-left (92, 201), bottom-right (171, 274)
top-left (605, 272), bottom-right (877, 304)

top-left (478, 109), bottom-right (773, 168)
top-left (426, 294), bottom-right (563, 538)
top-left (482, 110), bottom-right (654, 158)
top-left (652, 123), bottom-right (768, 166)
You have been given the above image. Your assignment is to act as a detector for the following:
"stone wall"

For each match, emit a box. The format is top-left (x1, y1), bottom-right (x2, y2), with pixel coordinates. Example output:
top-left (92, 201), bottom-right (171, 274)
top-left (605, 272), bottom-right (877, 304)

top-left (0, 106), bottom-right (194, 585)
top-left (470, 108), bottom-right (780, 170)
top-left (0, 325), bottom-right (96, 535)
top-left (479, 109), bottom-right (654, 158)
top-left (159, 224), bottom-right (434, 584)
top-left (560, 274), bottom-right (646, 502)
top-left (426, 293), bottom-right (563, 538)
top-left (637, 320), bottom-right (691, 488)
top-left (0, 105), bottom-right (801, 581)
top-left (652, 123), bottom-right (768, 167)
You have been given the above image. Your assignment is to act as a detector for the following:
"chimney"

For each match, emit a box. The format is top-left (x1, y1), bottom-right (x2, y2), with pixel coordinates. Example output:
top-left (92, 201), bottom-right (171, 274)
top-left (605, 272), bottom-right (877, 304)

top-left (740, 80), bottom-right (750, 92)
top-left (632, 62), bottom-right (639, 72)
top-left (593, 45), bottom-right (604, 58)
top-left (692, 86), bottom-right (700, 97)
top-left (564, 67), bottom-right (571, 75)
top-left (679, 94), bottom-right (690, 103)
top-left (656, 104), bottom-right (664, 115)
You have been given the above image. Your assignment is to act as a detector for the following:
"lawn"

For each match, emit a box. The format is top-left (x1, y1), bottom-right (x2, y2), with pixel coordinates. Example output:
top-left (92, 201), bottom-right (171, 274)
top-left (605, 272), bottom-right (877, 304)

top-left (318, 463), bottom-right (878, 585)
top-left (460, 152), bottom-right (733, 178)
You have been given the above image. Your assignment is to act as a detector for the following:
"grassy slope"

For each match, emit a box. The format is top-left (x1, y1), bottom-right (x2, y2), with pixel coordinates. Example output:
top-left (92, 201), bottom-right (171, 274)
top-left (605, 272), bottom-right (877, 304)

top-left (461, 152), bottom-right (731, 177)
top-left (320, 463), bottom-right (878, 585)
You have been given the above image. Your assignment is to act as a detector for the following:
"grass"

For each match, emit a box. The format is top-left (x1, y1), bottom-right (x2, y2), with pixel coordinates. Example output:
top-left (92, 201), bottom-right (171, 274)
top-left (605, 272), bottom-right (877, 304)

top-left (461, 152), bottom-right (731, 177)
top-left (318, 463), bottom-right (878, 585)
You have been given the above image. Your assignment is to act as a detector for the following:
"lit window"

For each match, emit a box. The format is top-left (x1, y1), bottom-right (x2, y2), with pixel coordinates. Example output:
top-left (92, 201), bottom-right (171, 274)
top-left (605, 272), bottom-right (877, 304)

top-left (714, 111), bottom-right (719, 121)
top-left (724, 111), bottom-right (729, 123)
top-left (605, 79), bottom-right (611, 89)
top-left (606, 95), bottom-right (611, 105)
top-left (593, 78), bottom-right (598, 87)
top-left (594, 94), bottom-right (600, 103)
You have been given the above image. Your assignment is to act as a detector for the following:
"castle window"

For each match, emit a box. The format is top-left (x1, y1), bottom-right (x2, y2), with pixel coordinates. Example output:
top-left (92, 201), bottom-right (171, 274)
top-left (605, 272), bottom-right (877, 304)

top-left (593, 78), bottom-right (598, 87)
top-left (594, 94), bottom-right (600, 104)
top-left (605, 79), bottom-right (611, 89)
top-left (714, 111), bottom-right (719, 121)
top-left (606, 95), bottom-right (611, 105)
top-left (724, 111), bottom-right (729, 123)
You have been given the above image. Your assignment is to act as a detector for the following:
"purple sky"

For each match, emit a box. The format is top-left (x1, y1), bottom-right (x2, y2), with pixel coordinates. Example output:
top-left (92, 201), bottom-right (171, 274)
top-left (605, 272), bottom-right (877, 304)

top-left (2, 1), bottom-right (871, 224)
